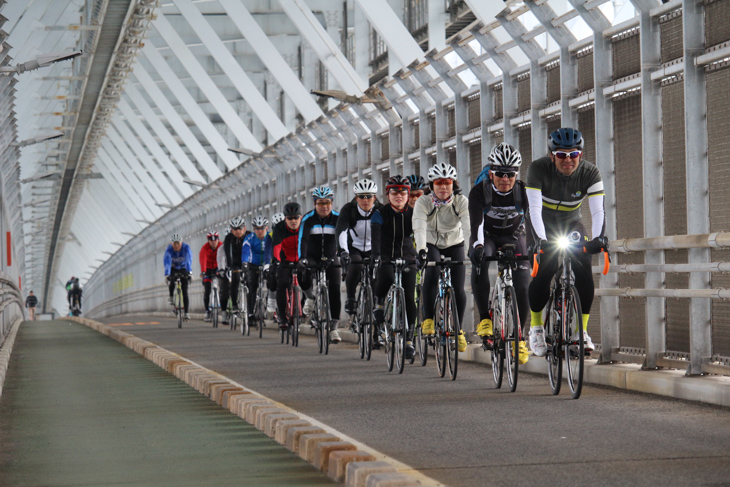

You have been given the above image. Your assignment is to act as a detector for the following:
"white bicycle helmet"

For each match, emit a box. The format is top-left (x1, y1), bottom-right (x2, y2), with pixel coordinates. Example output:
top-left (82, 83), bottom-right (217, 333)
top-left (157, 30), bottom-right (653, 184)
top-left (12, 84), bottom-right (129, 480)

top-left (170, 233), bottom-right (182, 242)
top-left (427, 161), bottom-right (458, 181)
top-left (353, 178), bottom-right (377, 195)
top-left (488, 142), bottom-right (522, 169)
top-left (271, 213), bottom-right (285, 225)
top-left (229, 216), bottom-right (245, 228)
top-left (252, 216), bottom-right (268, 228)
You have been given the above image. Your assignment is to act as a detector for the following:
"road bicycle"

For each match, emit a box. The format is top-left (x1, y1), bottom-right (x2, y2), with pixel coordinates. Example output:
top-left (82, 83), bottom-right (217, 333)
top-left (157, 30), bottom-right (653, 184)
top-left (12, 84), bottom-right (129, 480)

top-left (350, 257), bottom-right (374, 360)
top-left (425, 258), bottom-right (466, 381)
top-left (279, 262), bottom-right (302, 346)
top-left (481, 244), bottom-right (530, 392)
top-left (414, 278), bottom-right (426, 366)
top-left (169, 273), bottom-right (186, 329)
top-left (533, 233), bottom-right (610, 399)
top-left (248, 265), bottom-right (268, 339)
top-left (69, 293), bottom-right (82, 317)
top-left (208, 271), bottom-right (221, 328)
top-left (307, 257), bottom-right (340, 355)
top-left (380, 259), bottom-right (414, 374)
top-left (227, 268), bottom-right (249, 336)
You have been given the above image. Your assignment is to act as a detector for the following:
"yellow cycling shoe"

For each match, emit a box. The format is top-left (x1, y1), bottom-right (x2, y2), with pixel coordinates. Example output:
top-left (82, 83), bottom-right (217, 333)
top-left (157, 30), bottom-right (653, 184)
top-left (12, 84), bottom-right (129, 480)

top-left (476, 318), bottom-right (493, 337)
top-left (421, 318), bottom-right (435, 336)
top-left (458, 331), bottom-right (467, 352)
top-left (514, 340), bottom-right (529, 364)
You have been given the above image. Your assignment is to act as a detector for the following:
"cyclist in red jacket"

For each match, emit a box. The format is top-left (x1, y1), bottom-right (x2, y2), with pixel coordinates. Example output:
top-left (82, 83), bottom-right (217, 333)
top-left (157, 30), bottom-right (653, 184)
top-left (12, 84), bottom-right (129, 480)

top-left (199, 231), bottom-right (222, 322)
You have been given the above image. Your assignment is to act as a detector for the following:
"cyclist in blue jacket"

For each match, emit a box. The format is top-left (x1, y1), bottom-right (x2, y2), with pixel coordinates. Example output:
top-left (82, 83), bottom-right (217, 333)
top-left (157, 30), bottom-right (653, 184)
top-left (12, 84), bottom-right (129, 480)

top-left (164, 233), bottom-right (193, 319)
top-left (242, 216), bottom-right (273, 322)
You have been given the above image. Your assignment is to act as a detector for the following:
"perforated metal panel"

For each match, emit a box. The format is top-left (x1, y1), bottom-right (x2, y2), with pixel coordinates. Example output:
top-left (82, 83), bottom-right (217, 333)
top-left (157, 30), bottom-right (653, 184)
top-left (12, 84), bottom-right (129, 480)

top-left (430, 114), bottom-right (436, 145)
top-left (517, 77), bottom-right (531, 113)
top-left (381, 134), bottom-right (390, 160)
top-left (546, 64), bottom-right (561, 104)
top-left (706, 0), bottom-right (730, 47)
top-left (612, 32), bottom-right (641, 80)
top-left (660, 12), bottom-right (684, 64)
top-left (448, 148), bottom-right (457, 167)
top-left (518, 127), bottom-right (532, 180)
top-left (614, 93), bottom-right (646, 349)
top-left (469, 141), bottom-right (482, 179)
top-left (707, 66), bottom-right (730, 356)
top-left (547, 117), bottom-right (562, 138)
top-left (414, 121), bottom-right (420, 149)
top-left (577, 49), bottom-right (594, 93)
top-left (578, 108), bottom-right (596, 163)
top-left (662, 80), bottom-right (689, 353)
top-left (467, 95), bottom-right (480, 130)
top-left (366, 140), bottom-right (372, 164)
top-left (494, 85), bottom-right (503, 120)
top-left (447, 105), bottom-right (456, 137)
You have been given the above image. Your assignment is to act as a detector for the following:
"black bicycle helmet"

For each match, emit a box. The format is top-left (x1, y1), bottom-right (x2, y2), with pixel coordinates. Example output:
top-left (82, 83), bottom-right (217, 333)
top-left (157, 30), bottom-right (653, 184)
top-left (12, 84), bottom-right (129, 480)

top-left (283, 202), bottom-right (301, 217)
top-left (385, 175), bottom-right (411, 192)
top-left (407, 174), bottom-right (426, 191)
top-left (548, 127), bottom-right (584, 151)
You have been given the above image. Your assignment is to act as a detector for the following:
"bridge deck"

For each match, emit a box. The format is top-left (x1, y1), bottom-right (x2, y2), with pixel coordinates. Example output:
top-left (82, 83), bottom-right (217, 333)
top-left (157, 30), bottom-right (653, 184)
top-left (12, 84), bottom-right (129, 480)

top-left (0, 319), bottom-right (332, 487)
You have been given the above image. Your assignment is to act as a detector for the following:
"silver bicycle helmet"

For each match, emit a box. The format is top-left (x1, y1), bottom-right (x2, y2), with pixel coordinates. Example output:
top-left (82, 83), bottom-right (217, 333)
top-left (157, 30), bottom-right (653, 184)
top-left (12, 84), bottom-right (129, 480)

top-left (251, 216), bottom-right (268, 228)
top-left (427, 161), bottom-right (458, 181)
top-left (312, 186), bottom-right (334, 200)
top-left (488, 142), bottom-right (522, 169)
top-left (229, 216), bottom-right (245, 228)
top-left (170, 233), bottom-right (182, 242)
top-left (271, 213), bottom-right (285, 225)
top-left (353, 179), bottom-right (377, 195)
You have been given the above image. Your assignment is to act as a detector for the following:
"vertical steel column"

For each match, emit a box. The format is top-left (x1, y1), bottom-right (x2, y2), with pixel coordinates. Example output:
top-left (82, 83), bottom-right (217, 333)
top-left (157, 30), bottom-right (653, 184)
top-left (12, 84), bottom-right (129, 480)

top-left (381, 78), bottom-right (418, 175)
top-left (634, 0), bottom-right (666, 369)
top-left (682, 0), bottom-right (711, 375)
top-left (409, 60), bottom-right (450, 166)
top-left (391, 70), bottom-right (436, 175)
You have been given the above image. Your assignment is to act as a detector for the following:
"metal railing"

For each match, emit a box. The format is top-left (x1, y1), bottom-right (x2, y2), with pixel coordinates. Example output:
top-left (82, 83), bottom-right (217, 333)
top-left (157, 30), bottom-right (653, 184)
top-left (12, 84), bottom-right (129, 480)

top-left (0, 271), bottom-right (25, 348)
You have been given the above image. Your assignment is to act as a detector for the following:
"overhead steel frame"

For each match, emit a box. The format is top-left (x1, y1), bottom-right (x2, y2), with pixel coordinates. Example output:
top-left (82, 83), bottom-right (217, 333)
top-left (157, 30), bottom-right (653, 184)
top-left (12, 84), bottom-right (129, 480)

top-left (379, 76), bottom-right (418, 177)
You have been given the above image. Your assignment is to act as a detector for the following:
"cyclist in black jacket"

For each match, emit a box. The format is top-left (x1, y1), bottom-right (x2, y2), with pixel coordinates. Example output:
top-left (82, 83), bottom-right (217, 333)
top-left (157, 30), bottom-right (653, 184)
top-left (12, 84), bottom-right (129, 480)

top-left (469, 143), bottom-right (530, 364)
top-left (217, 216), bottom-right (250, 320)
top-left (336, 178), bottom-right (382, 315)
top-left (298, 186), bottom-right (342, 343)
top-left (371, 175), bottom-right (417, 356)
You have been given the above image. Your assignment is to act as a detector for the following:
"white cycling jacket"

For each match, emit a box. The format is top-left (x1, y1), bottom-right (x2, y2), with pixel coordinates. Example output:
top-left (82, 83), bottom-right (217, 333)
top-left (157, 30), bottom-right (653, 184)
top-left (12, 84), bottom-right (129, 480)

top-left (413, 193), bottom-right (470, 252)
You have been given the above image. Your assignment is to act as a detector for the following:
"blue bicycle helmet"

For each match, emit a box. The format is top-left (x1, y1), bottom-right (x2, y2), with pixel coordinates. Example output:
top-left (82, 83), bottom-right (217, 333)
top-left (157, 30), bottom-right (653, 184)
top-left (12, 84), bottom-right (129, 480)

top-left (312, 186), bottom-right (334, 200)
top-left (407, 174), bottom-right (426, 191)
top-left (548, 128), bottom-right (584, 151)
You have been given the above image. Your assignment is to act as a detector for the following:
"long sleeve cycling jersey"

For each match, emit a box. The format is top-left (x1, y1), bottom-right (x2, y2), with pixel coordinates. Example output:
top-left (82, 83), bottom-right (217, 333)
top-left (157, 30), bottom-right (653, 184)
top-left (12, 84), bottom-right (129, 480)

top-left (272, 221), bottom-right (300, 263)
top-left (241, 232), bottom-right (272, 266)
top-left (298, 210), bottom-right (339, 260)
top-left (199, 241), bottom-right (222, 273)
top-left (413, 193), bottom-right (470, 251)
top-left (371, 204), bottom-right (416, 260)
top-left (164, 243), bottom-right (193, 275)
top-left (220, 232), bottom-right (248, 269)
top-left (525, 157), bottom-right (605, 240)
top-left (335, 198), bottom-right (382, 253)
top-left (468, 180), bottom-right (527, 247)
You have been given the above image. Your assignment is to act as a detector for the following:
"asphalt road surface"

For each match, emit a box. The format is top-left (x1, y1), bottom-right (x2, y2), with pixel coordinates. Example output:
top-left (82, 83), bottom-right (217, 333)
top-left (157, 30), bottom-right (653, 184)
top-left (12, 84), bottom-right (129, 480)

top-left (97, 315), bottom-right (730, 487)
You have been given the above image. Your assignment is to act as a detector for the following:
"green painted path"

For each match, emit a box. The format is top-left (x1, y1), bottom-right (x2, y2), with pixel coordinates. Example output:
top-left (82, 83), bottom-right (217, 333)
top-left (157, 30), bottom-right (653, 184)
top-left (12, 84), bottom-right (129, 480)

top-left (0, 320), bottom-right (332, 486)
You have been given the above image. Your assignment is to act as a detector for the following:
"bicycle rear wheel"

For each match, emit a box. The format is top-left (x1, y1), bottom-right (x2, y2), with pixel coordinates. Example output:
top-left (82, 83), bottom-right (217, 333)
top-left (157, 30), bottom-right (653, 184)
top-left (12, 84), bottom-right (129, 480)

top-left (504, 286), bottom-right (519, 393)
top-left (445, 289), bottom-right (460, 381)
top-left (292, 287), bottom-right (300, 347)
top-left (257, 295), bottom-right (264, 339)
top-left (355, 286), bottom-right (365, 359)
top-left (546, 296), bottom-right (562, 396)
top-left (565, 285), bottom-right (584, 399)
top-left (490, 294), bottom-right (503, 389)
top-left (415, 285), bottom-right (427, 366)
top-left (318, 286), bottom-right (331, 355)
top-left (395, 289), bottom-right (407, 374)
top-left (176, 287), bottom-right (183, 329)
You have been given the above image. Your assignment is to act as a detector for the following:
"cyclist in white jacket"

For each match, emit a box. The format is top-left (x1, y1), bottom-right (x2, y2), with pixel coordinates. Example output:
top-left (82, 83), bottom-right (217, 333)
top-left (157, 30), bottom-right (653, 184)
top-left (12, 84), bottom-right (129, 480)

top-left (413, 162), bottom-right (470, 352)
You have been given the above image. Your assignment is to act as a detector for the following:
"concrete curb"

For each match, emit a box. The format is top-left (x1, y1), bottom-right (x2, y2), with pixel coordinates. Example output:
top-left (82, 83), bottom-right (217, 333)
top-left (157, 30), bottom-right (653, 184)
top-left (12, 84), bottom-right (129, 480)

top-left (66, 316), bottom-right (443, 487)
top-left (0, 318), bottom-right (22, 399)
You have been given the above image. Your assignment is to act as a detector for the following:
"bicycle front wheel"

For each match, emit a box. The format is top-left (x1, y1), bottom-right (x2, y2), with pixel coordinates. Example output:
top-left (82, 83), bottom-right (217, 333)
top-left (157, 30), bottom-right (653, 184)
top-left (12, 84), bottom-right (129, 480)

top-left (504, 286), bottom-right (519, 393)
top-left (211, 292), bottom-right (219, 328)
top-left (445, 289), bottom-right (460, 381)
top-left (384, 297), bottom-right (394, 372)
top-left (434, 301), bottom-right (446, 378)
top-left (491, 294), bottom-right (504, 389)
top-left (395, 289), bottom-right (407, 374)
top-left (292, 287), bottom-right (300, 347)
top-left (176, 287), bottom-right (183, 329)
top-left (565, 285), bottom-right (585, 399)
top-left (318, 287), bottom-right (331, 355)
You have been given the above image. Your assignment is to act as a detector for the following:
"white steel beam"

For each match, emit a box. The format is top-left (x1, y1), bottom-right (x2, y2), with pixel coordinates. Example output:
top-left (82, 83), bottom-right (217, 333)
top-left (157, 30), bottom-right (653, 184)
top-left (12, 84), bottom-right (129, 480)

top-left (96, 147), bottom-right (158, 222)
top-left (100, 138), bottom-right (168, 208)
top-left (123, 84), bottom-right (214, 183)
top-left (463, 0), bottom-right (508, 24)
top-left (85, 176), bottom-right (147, 227)
top-left (173, 0), bottom-right (289, 141)
top-left (139, 46), bottom-right (241, 171)
top-left (106, 121), bottom-right (180, 205)
top-left (217, 0), bottom-right (323, 123)
top-left (152, 13), bottom-right (262, 151)
top-left (279, 0), bottom-right (367, 94)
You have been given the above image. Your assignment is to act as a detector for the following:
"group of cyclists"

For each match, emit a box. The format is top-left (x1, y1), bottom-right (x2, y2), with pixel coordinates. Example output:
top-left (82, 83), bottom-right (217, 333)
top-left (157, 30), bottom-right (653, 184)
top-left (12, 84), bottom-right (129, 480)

top-left (162, 127), bottom-right (609, 363)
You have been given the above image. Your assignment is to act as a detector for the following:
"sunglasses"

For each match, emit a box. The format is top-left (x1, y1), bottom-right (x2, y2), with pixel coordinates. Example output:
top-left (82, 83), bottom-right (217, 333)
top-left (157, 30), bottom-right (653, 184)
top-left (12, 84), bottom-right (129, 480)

top-left (253, 226), bottom-right (266, 230)
top-left (388, 188), bottom-right (409, 195)
top-left (552, 150), bottom-right (582, 160)
top-left (433, 178), bottom-right (453, 186)
top-left (231, 227), bottom-right (243, 231)
top-left (316, 201), bottom-right (332, 206)
top-left (207, 236), bottom-right (219, 241)
top-left (357, 194), bottom-right (375, 200)
top-left (285, 216), bottom-right (300, 220)
top-left (492, 171), bottom-right (517, 179)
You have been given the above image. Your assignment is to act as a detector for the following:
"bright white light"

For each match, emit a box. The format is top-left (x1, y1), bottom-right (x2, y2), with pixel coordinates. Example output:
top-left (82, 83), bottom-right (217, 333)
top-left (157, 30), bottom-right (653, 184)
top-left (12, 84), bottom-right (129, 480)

top-left (557, 236), bottom-right (570, 249)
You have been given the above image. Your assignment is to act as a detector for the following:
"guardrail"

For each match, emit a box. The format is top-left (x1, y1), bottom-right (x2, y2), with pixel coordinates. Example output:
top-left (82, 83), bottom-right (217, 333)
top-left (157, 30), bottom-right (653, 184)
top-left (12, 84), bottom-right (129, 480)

top-left (0, 271), bottom-right (25, 348)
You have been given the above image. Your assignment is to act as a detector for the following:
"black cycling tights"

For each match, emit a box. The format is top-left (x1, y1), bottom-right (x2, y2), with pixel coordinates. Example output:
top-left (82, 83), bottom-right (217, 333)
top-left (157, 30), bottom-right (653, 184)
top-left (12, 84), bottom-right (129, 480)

top-left (168, 270), bottom-right (190, 313)
top-left (422, 243), bottom-right (466, 325)
top-left (528, 248), bottom-right (594, 315)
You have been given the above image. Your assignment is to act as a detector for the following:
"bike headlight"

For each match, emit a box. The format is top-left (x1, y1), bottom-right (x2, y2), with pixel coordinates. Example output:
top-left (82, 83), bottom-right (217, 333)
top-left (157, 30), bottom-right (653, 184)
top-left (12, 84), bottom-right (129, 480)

top-left (557, 235), bottom-right (570, 249)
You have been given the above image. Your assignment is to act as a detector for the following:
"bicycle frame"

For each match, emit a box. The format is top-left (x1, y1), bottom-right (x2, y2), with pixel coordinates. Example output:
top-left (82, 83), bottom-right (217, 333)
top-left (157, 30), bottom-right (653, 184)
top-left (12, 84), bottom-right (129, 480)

top-left (382, 259), bottom-right (411, 373)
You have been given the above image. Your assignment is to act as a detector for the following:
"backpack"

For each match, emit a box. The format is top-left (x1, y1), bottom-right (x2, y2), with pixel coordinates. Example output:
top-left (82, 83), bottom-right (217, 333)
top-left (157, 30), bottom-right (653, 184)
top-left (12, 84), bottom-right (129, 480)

top-left (477, 175), bottom-right (525, 218)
